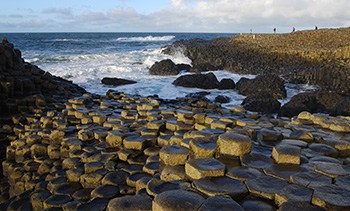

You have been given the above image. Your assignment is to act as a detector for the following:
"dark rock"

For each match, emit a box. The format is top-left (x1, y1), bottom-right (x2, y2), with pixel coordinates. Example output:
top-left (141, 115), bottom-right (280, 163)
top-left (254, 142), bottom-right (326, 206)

top-left (149, 59), bottom-right (179, 75)
top-left (153, 190), bottom-right (205, 211)
top-left (101, 77), bottom-right (136, 86)
top-left (312, 184), bottom-right (350, 210)
top-left (190, 63), bottom-right (219, 72)
top-left (279, 92), bottom-right (317, 117)
top-left (173, 72), bottom-right (219, 89)
top-left (199, 196), bottom-right (244, 211)
top-left (218, 78), bottom-right (235, 90)
top-left (193, 176), bottom-right (248, 200)
top-left (215, 95), bottom-right (230, 103)
top-left (176, 63), bottom-right (191, 72)
top-left (279, 90), bottom-right (350, 117)
top-left (236, 74), bottom-right (286, 99)
top-left (242, 92), bottom-right (281, 114)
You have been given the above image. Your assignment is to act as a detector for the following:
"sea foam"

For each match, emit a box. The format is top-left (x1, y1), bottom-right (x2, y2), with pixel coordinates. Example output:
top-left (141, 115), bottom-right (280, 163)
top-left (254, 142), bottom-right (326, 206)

top-left (116, 35), bottom-right (176, 42)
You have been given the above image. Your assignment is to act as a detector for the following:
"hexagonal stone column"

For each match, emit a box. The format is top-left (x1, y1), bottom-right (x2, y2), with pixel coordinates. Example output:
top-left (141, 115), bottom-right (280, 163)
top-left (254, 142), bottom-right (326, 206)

top-left (272, 144), bottom-right (301, 165)
top-left (185, 158), bottom-right (225, 180)
top-left (217, 133), bottom-right (252, 157)
top-left (153, 190), bottom-right (205, 211)
top-left (159, 145), bottom-right (189, 166)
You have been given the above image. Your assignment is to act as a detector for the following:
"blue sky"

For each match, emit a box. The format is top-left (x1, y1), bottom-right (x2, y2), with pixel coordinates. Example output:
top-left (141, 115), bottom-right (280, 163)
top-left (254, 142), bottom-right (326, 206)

top-left (1, 0), bottom-right (349, 33)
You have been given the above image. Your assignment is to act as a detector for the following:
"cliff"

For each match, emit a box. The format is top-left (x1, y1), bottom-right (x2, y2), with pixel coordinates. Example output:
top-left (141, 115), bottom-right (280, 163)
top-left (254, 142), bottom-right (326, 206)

top-left (163, 27), bottom-right (350, 95)
top-left (0, 38), bottom-right (86, 121)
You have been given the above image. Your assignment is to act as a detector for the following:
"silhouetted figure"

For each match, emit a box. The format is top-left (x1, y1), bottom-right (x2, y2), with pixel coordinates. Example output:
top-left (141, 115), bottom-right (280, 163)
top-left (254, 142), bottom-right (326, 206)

top-left (273, 28), bottom-right (276, 33)
top-left (292, 27), bottom-right (295, 33)
top-left (315, 26), bottom-right (318, 30)
top-left (250, 29), bottom-right (252, 34)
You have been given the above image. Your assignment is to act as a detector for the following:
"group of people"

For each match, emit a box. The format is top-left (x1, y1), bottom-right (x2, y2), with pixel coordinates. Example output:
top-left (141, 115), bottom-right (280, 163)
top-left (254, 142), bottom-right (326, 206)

top-left (272, 26), bottom-right (318, 33)
top-left (249, 26), bottom-right (318, 34)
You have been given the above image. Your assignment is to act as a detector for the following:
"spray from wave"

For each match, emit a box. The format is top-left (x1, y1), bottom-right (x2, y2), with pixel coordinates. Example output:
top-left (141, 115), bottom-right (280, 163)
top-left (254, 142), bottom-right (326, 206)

top-left (116, 35), bottom-right (175, 42)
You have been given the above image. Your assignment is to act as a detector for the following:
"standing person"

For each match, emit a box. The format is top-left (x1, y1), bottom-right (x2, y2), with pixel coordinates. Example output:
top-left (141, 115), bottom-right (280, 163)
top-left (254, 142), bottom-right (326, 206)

top-left (273, 28), bottom-right (276, 33)
top-left (292, 27), bottom-right (295, 33)
top-left (250, 29), bottom-right (252, 34)
top-left (315, 26), bottom-right (318, 30)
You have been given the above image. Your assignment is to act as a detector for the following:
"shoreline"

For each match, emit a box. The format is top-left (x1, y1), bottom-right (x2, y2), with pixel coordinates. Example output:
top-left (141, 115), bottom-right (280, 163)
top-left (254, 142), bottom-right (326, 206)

top-left (1, 30), bottom-right (350, 209)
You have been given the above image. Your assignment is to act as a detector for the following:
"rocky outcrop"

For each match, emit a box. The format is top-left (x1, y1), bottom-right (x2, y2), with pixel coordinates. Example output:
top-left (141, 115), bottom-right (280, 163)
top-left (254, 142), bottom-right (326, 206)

top-left (101, 77), bottom-right (136, 86)
top-left (0, 39), bottom-right (86, 118)
top-left (236, 74), bottom-right (286, 99)
top-left (163, 28), bottom-right (350, 94)
top-left (149, 59), bottom-right (179, 75)
top-left (173, 72), bottom-right (219, 89)
top-left (279, 90), bottom-right (350, 117)
top-left (242, 92), bottom-right (281, 114)
top-left (149, 59), bottom-right (191, 76)
top-left (218, 78), bottom-right (235, 90)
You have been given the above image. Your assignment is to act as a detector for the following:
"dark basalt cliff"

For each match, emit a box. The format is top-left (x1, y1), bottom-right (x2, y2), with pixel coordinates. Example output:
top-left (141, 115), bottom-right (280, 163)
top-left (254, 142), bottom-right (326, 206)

top-left (0, 39), bottom-right (86, 120)
top-left (163, 28), bottom-right (350, 95)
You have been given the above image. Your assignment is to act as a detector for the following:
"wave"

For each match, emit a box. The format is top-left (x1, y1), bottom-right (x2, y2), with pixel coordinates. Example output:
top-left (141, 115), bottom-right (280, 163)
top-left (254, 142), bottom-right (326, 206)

top-left (116, 35), bottom-right (175, 42)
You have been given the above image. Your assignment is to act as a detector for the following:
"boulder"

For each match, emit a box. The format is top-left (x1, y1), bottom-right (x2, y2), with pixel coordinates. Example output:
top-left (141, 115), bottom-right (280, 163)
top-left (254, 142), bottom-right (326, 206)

top-left (279, 92), bottom-right (317, 117)
top-left (236, 74), bottom-right (286, 99)
top-left (215, 95), bottom-right (230, 103)
top-left (173, 72), bottom-right (219, 89)
top-left (218, 78), bottom-right (235, 90)
top-left (242, 92), bottom-right (281, 114)
top-left (149, 59), bottom-right (179, 75)
top-left (176, 63), bottom-right (191, 72)
top-left (101, 77), bottom-right (136, 86)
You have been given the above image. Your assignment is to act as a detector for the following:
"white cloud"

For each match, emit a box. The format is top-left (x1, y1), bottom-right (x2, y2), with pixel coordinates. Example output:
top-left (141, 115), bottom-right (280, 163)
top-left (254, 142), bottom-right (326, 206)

top-left (2, 0), bottom-right (350, 32)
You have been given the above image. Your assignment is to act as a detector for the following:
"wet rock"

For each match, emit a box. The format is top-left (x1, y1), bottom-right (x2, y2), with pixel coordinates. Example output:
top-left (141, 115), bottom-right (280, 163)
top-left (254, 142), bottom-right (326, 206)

top-left (217, 133), bottom-right (252, 157)
top-left (241, 153), bottom-right (274, 169)
top-left (101, 77), bottom-right (136, 86)
top-left (264, 164), bottom-right (307, 182)
top-left (236, 74), bottom-right (286, 99)
top-left (146, 178), bottom-right (181, 197)
top-left (240, 197), bottom-right (277, 211)
top-left (226, 166), bottom-right (264, 181)
top-left (242, 92), bottom-right (281, 114)
top-left (218, 78), bottom-right (235, 90)
top-left (193, 176), bottom-right (248, 200)
top-left (152, 190), bottom-right (205, 211)
top-left (149, 59), bottom-right (180, 76)
top-left (185, 158), bottom-right (225, 180)
top-left (107, 194), bottom-right (152, 211)
top-left (278, 202), bottom-right (326, 211)
top-left (314, 163), bottom-right (348, 178)
top-left (246, 175), bottom-right (289, 200)
top-left (43, 194), bottom-right (72, 209)
top-left (91, 185), bottom-right (120, 198)
top-left (198, 196), bottom-right (244, 211)
top-left (312, 184), bottom-right (350, 210)
top-left (274, 184), bottom-right (313, 206)
top-left (172, 72), bottom-right (219, 89)
top-left (214, 95), bottom-right (230, 103)
top-left (279, 92), bottom-right (317, 117)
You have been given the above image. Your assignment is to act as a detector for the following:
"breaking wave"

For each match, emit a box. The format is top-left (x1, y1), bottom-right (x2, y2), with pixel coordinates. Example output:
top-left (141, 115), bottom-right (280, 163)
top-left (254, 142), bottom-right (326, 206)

top-left (116, 35), bottom-right (176, 42)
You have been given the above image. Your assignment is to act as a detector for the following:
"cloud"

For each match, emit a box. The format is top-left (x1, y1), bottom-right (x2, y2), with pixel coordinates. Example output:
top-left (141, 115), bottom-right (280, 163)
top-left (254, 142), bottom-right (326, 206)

top-left (42, 8), bottom-right (73, 17)
top-left (2, 0), bottom-right (350, 32)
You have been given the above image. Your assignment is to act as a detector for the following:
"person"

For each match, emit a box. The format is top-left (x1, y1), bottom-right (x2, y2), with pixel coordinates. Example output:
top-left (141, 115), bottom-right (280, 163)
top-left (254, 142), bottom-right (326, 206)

top-left (250, 29), bottom-right (252, 34)
top-left (315, 26), bottom-right (318, 30)
top-left (273, 28), bottom-right (276, 33)
top-left (292, 27), bottom-right (295, 33)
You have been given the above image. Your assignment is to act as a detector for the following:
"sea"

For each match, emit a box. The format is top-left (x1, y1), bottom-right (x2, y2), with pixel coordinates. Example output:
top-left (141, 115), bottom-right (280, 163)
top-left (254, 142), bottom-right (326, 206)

top-left (0, 32), bottom-right (315, 107)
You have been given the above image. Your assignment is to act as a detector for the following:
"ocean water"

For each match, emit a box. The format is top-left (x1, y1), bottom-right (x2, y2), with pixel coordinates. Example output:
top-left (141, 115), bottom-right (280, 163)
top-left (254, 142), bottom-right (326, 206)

top-left (1, 32), bottom-right (315, 107)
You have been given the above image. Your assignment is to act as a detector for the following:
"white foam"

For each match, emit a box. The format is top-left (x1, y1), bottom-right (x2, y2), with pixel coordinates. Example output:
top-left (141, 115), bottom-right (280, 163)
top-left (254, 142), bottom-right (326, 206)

top-left (116, 35), bottom-right (175, 42)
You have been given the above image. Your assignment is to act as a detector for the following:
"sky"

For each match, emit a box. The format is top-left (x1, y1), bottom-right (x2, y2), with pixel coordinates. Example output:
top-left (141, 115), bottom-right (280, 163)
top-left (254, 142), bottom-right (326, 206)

top-left (0, 0), bottom-right (349, 33)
